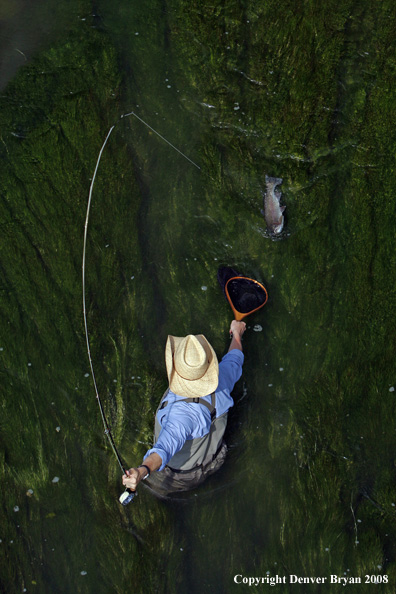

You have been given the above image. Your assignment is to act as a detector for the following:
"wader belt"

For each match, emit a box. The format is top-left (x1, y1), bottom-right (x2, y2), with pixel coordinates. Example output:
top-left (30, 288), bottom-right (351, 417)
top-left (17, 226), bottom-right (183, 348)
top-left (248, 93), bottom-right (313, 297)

top-left (154, 389), bottom-right (228, 472)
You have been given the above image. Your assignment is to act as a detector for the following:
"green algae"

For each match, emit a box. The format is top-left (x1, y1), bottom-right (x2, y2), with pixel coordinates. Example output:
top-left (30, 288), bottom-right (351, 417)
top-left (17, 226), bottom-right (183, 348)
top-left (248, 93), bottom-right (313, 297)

top-left (1, 0), bottom-right (396, 592)
top-left (0, 20), bottom-right (150, 593)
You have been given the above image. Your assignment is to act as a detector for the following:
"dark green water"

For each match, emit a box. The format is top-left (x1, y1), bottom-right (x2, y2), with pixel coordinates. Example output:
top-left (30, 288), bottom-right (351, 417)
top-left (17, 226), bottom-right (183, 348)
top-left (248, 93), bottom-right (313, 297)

top-left (1, 0), bottom-right (396, 592)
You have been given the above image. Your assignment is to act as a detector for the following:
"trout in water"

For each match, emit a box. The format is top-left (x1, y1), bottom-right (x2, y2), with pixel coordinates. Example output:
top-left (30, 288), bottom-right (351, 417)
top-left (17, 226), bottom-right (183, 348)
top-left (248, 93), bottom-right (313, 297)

top-left (261, 175), bottom-right (285, 235)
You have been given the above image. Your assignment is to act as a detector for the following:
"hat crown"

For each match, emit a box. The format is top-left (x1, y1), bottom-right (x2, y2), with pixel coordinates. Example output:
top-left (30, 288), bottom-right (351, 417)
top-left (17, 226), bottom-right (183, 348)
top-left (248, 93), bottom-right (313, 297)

top-left (174, 335), bottom-right (208, 380)
top-left (165, 333), bottom-right (219, 399)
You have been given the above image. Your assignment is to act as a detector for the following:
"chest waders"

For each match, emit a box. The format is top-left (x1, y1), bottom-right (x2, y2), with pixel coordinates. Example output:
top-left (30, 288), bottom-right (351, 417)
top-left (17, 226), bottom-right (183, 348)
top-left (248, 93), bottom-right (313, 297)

top-left (144, 389), bottom-right (229, 497)
top-left (154, 389), bottom-right (228, 472)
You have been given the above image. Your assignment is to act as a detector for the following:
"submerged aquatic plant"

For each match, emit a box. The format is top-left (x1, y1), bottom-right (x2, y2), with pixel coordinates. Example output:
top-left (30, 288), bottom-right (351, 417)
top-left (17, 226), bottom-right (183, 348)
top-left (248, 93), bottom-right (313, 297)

top-left (1, 0), bottom-right (396, 592)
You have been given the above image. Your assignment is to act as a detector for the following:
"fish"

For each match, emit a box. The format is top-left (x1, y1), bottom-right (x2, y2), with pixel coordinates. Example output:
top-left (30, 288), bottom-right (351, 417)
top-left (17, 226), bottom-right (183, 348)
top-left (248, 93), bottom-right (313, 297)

top-left (261, 175), bottom-right (285, 235)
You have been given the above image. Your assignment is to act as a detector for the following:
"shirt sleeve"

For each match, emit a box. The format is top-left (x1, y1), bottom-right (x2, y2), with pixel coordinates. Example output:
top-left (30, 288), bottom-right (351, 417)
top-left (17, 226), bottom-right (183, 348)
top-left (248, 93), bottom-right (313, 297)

top-left (218, 349), bottom-right (244, 392)
top-left (143, 416), bottom-right (195, 471)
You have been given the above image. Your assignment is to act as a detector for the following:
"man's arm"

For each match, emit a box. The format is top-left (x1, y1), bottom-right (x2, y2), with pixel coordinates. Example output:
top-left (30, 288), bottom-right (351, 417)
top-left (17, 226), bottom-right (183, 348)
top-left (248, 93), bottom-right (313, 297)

top-left (228, 320), bottom-right (246, 352)
top-left (122, 414), bottom-right (195, 491)
top-left (122, 452), bottom-right (162, 491)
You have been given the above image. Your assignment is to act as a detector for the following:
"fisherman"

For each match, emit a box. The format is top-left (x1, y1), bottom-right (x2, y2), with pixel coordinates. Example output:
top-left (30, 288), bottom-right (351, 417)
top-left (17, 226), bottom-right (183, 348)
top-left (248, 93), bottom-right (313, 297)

top-left (122, 319), bottom-right (246, 495)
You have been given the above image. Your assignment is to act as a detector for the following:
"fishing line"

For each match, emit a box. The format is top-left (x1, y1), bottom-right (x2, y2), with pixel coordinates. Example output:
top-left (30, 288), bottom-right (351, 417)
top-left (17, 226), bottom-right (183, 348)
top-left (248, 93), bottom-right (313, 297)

top-left (122, 110), bottom-right (201, 170)
top-left (82, 110), bottom-right (201, 504)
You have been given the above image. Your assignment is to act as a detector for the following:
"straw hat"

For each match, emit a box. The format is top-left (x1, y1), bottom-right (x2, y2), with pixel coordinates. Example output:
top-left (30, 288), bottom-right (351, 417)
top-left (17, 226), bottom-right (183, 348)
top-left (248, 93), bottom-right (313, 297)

top-left (165, 334), bottom-right (219, 398)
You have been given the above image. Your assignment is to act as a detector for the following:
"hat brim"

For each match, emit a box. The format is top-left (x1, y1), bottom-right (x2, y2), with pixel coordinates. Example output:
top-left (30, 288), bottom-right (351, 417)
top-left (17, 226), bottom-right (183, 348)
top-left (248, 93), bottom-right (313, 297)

top-left (165, 335), bottom-right (219, 398)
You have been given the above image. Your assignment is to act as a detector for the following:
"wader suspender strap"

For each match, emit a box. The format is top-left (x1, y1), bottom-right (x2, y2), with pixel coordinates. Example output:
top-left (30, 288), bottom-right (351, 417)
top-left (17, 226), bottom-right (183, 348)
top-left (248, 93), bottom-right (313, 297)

top-left (159, 392), bottom-right (216, 421)
top-left (155, 390), bottom-right (224, 473)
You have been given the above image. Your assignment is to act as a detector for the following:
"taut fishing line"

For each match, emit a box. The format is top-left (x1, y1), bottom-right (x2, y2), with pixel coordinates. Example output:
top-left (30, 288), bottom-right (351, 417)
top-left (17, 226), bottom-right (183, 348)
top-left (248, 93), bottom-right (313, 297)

top-left (122, 111), bottom-right (201, 170)
top-left (82, 110), bottom-right (201, 506)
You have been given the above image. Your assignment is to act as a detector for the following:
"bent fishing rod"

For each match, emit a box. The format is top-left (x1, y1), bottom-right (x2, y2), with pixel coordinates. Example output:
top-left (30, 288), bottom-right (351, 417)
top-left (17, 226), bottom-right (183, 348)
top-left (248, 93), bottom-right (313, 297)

top-left (82, 110), bottom-right (200, 506)
top-left (82, 126), bottom-right (137, 506)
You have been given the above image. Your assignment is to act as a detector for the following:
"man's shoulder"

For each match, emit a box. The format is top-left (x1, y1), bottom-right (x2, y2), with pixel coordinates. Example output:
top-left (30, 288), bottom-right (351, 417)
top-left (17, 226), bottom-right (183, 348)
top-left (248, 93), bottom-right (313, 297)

top-left (219, 349), bottom-right (244, 367)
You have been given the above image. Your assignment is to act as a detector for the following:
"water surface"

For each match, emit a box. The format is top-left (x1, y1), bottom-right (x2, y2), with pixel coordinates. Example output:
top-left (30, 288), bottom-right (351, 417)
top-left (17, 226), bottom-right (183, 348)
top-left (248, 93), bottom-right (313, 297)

top-left (1, 0), bottom-right (396, 592)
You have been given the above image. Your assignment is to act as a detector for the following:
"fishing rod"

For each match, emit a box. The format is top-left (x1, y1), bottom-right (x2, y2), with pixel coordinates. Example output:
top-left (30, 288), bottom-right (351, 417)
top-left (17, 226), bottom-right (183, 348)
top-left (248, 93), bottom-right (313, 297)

top-left (82, 110), bottom-right (201, 506)
top-left (82, 125), bottom-right (136, 506)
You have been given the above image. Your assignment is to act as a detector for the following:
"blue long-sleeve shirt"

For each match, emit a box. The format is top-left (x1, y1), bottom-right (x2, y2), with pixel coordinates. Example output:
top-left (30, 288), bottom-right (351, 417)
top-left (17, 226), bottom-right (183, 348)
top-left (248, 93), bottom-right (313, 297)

top-left (144, 349), bottom-right (244, 470)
